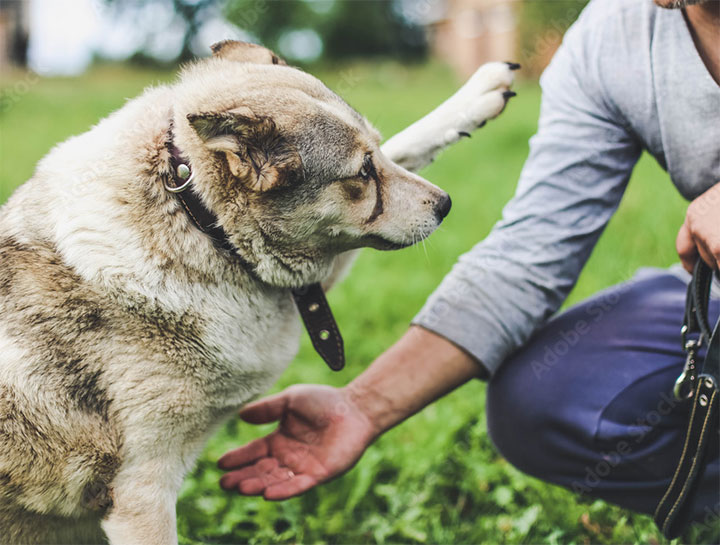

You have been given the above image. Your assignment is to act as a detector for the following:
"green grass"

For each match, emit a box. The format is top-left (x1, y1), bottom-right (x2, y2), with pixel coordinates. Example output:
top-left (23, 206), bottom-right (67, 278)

top-left (1, 62), bottom-right (715, 545)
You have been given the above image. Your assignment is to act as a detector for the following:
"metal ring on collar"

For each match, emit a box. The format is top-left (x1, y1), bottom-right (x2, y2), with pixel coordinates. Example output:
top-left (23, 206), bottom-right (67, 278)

top-left (164, 164), bottom-right (195, 193)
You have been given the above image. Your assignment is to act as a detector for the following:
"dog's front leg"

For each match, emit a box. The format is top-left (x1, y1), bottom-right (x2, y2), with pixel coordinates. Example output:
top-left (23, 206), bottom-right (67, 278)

top-left (101, 462), bottom-right (179, 545)
top-left (381, 62), bottom-right (518, 173)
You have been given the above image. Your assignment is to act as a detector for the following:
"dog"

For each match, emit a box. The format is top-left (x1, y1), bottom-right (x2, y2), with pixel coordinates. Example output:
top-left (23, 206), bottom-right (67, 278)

top-left (0, 41), bottom-right (516, 544)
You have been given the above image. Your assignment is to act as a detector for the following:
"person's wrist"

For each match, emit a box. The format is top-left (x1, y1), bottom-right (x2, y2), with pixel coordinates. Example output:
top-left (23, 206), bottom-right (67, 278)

top-left (342, 380), bottom-right (398, 441)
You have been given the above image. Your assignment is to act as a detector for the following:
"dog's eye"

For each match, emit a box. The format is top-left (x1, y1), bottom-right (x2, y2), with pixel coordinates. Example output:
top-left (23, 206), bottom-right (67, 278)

top-left (359, 155), bottom-right (373, 181)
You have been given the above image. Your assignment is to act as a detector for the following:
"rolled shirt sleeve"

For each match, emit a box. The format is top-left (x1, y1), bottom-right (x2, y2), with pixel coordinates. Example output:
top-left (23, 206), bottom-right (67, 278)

top-left (412, 16), bottom-right (643, 377)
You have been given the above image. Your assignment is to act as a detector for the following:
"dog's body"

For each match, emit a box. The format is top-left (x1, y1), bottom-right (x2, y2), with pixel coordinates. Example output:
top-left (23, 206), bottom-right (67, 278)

top-left (0, 42), bottom-right (515, 544)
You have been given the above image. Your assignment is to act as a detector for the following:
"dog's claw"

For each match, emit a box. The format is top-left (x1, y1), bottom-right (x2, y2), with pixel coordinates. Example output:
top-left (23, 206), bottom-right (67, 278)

top-left (502, 90), bottom-right (517, 99)
top-left (477, 120), bottom-right (487, 129)
top-left (458, 131), bottom-right (471, 138)
top-left (506, 62), bottom-right (521, 71)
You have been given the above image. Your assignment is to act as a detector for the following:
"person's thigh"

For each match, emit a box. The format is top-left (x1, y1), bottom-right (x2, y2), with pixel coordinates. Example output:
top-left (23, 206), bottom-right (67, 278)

top-left (486, 269), bottom-right (719, 523)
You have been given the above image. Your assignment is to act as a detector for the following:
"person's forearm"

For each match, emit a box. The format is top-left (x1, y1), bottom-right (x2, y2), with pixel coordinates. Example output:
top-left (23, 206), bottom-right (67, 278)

top-left (345, 325), bottom-right (483, 438)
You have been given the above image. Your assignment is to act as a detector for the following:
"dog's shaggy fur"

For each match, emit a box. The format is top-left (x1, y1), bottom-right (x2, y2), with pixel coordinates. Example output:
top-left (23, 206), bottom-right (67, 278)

top-left (0, 41), bottom-right (514, 544)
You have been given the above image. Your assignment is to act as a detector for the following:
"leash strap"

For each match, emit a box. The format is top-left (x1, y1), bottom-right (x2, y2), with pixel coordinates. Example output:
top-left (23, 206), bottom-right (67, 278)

top-left (655, 261), bottom-right (719, 539)
top-left (165, 140), bottom-right (345, 372)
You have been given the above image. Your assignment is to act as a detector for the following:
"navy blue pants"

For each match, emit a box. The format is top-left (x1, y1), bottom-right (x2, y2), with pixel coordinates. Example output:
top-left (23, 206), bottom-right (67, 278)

top-left (486, 270), bottom-right (720, 527)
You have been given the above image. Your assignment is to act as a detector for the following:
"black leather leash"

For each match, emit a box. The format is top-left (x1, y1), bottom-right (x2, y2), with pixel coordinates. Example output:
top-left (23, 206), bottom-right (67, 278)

top-left (164, 138), bottom-right (345, 372)
top-left (655, 261), bottom-right (719, 539)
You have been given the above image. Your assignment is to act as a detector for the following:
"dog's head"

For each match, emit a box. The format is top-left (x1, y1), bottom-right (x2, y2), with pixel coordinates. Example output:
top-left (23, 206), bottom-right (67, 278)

top-left (172, 41), bottom-right (451, 287)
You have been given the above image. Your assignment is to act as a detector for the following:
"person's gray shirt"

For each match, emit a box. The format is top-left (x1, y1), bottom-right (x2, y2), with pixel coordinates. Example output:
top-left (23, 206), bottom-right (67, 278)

top-left (412, 0), bottom-right (720, 377)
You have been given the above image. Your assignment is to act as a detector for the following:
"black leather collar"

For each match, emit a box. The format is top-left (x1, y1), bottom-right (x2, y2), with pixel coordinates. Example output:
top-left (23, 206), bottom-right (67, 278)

top-left (164, 135), bottom-right (345, 371)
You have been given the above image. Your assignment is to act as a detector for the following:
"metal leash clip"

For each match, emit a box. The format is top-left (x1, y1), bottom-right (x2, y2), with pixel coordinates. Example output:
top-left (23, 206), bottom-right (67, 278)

top-left (673, 326), bottom-right (703, 400)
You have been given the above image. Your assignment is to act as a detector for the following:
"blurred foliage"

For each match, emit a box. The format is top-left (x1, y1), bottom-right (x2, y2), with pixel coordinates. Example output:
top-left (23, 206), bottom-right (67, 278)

top-left (103, 0), bottom-right (217, 63)
top-left (226, 0), bottom-right (427, 62)
top-left (2, 61), bottom-right (718, 544)
top-left (101, 0), bottom-right (427, 65)
top-left (97, 0), bottom-right (592, 71)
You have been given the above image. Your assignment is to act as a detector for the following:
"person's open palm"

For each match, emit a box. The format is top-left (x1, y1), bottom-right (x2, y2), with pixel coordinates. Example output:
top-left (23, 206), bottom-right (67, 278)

top-left (218, 385), bottom-right (376, 500)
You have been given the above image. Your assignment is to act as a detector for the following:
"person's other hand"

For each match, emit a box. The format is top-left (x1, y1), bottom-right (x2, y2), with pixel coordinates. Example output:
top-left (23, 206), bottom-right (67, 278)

top-left (218, 384), bottom-right (377, 500)
top-left (677, 182), bottom-right (720, 272)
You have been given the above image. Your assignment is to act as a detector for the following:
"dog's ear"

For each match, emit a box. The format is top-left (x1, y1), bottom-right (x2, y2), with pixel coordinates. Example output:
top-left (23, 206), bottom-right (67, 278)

top-left (187, 111), bottom-right (302, 192)
top-left (210, 40), bottom-right (287, 66)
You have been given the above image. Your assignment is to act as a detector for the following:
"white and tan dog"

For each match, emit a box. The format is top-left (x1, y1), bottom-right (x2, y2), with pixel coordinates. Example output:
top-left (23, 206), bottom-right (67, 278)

top-left (0, 41), bottom-right (515, 544)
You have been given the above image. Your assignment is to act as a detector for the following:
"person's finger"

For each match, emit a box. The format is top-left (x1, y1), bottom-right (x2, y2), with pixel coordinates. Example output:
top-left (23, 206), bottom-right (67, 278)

top-left (218, 437), bottom-right (270, 470)
top-left (220, 457), bottom-right (278, 489)
top-left (703, 231), bottom-right (720, 270)
top-left (220, 469), bottom-right (249, 491)
top-left (676, 220), bottom-right (698, 273)
top-left (238, 465), bottom-right (297, 495)
top-left (220, 471), bottom-right (239, 491)
top-left (694, 236), bottom-right (718, 270)
top-left (223, 460), bottom-right (297, 495)
top-left (239, 392), bottom-right (290, 424)
top-left (237, 476), bottom-right (266, 495)
top-left (264, 473), bottom-right (318, 501)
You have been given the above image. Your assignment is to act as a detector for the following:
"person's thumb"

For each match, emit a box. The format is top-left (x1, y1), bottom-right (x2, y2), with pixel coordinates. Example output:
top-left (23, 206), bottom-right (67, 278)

top-left (239, 391), bottom-right (289, 424)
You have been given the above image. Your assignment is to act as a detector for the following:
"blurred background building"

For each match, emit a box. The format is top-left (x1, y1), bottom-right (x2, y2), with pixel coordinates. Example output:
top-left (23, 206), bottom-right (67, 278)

top-left (0, 0), bottom-right (588, 77)
top-left (0, 0), bottom-right (30, 70)
top-left (429, 0), bottom-right (517, 79)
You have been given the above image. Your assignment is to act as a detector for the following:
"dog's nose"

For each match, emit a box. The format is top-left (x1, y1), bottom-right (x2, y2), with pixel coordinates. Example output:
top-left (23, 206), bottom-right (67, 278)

top-left (434, 194), bottom-right (452, 221)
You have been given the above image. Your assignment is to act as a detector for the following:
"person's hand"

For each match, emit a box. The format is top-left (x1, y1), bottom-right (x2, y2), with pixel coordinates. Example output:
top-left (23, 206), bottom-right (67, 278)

top-left (677, 182), bottom-right (720, 272)
top-left (218, 384), bottom-right (377, 500)
top-left (218, 327), bottom-right (481, 500)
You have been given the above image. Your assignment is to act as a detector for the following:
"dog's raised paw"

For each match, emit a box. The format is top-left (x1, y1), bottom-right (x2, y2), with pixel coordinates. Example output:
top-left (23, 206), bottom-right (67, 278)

top-left (464, 61), bottom-right (516, 97)
top-left (445, 61), bottom-right (517, 136)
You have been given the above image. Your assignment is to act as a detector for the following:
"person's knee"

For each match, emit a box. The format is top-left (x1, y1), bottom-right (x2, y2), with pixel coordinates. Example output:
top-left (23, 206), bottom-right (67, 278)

top-left (486, 358), bottom-right (554, 477)
top-left (486, 349), bottom-right (598, 481)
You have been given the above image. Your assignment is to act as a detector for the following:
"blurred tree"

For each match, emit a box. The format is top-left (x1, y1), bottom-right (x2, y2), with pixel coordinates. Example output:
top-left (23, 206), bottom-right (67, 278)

top-left (225, 0), bottom-right (427, 62)
top-left (103, 0), bottom-right (217, 63)
top-left (102, 0), bottom-right (427, 65)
